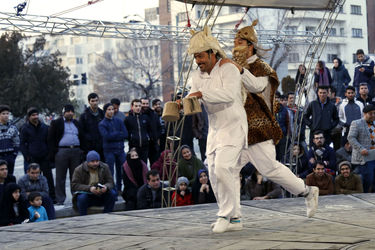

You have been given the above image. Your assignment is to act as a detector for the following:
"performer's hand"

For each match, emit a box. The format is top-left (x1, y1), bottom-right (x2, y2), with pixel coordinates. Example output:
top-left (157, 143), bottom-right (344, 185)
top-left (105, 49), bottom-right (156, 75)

top-left (361, 149), bottom-right (369, 156)
top-left (253, 196), bottom-right (266, 200)
top-left (188, 91), bottom-right (203, 99)
top-left (219, 58), bottom-right (243, 73)
top-left (309, 158), bottom-right (316, 164)
top-left (256, 174), bottom-right (263, 185)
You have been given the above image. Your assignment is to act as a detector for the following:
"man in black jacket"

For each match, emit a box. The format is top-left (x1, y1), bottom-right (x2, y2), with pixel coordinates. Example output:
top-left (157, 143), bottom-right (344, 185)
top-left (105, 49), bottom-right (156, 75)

top-left (20, 107), bottom-right (55, 201)
top-left (304, 86), bottom-right (339, 146)
top-left (79, 93), bottom-right (104, 159)
top-left (48, 104), bottom-right (84, 205)
top-left (141, 97), bottom-right (160, 165)
top-left (125, 99), bottom-right (153, 163)
top-left (137, 170), bottom-right (167, 209)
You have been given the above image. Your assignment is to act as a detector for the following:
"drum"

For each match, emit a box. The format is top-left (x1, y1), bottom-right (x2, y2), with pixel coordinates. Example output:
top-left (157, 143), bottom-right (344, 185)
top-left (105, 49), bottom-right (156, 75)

top-left (162, 101), bottom-right (180, 122)
top-left (183, 96), bottom-right (202, 116)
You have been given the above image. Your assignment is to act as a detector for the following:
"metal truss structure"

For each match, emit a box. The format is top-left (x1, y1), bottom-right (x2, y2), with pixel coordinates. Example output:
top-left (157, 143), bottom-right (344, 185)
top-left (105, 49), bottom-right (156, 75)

top-left (0, 11), bottom-right (317, 45)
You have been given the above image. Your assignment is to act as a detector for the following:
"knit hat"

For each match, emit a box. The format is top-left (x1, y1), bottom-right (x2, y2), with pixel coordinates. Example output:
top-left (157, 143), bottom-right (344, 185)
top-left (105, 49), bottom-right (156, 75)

top-left (363, 104), bottom-right (375, 113)
top-left (176, 176), bottom-right (189, 188)
top-left (62, 104), bottom-right (74, 113)
top-left (86, 150), bottom-right (100, 162)
top-left (27, 107), bottom-right (39, 117)
top-left (0, 104), bottom-right (10, 113)
top-left (103, 103), bottom-right (113, 113)
top-left (338, 161), bottom-right (352, 171)
top-left (188, 25), bottom-right (227, 58)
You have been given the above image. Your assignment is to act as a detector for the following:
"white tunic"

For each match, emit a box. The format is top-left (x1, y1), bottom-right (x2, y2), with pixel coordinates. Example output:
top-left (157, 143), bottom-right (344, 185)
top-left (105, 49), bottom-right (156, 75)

top-left (189, 60), bottom-right (248, 155)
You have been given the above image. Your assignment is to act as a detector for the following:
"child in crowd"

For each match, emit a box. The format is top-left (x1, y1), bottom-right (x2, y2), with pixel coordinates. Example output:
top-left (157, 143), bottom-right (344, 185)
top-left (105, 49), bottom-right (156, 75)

top-left (172, 177), bottom-right (193, 206)
top-left (0, 183), bottom-right (29, 226)
top-left (28, 192), bottom-right (48, 222)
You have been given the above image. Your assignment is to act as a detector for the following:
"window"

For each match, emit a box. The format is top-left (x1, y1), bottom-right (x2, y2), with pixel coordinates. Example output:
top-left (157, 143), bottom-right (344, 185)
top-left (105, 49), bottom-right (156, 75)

top-left (329, 28), bottom-right (337, 36)
top-left (305, 26), bottom-right (315, 34)
top-left (285, 26), bottom-right (298, 35)
top-left (167, 0), bottom-right (170, 13)
top-left (327, 54), bottom-right (338, 62)
top-left (205, 10), bottom-right (209, 18)
top-left (351, 5), bottom-right (361, 15)
top-left (340, 28), bottom-right (345, 37)
top-left (154, 46), bottom-right (159, 58)
top-left (338, 5), bottom-right (344, 13)
top-left (88, 53), bottom-right (95, 64)
top-left (352, 28), bottom-right (363, 38)
top-left (288, 53), bottom-right (299, 63)
top-left (76, 57), bottom-right (83, 64)
top-left (353, 53), bottom-right (357, 63)
top-left (177, 12), bottom-right (187, 22)
top-left (197, 10), bottom-right (201, 19)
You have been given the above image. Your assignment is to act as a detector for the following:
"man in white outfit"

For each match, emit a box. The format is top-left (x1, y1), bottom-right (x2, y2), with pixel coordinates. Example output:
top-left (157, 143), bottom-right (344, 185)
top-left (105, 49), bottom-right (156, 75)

top-left (222, 20), bottom-right (319, 227)
top-left (186, 26), bottom-right (248, 233)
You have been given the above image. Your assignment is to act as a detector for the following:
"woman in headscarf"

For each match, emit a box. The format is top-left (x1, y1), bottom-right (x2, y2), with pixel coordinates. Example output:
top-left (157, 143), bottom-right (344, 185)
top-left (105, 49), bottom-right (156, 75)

top-left (332, 57), bottom-right (351, 98)
top-left (177, 145), bottom-right (205, 187)
top-left (295, 64), bottom-right (306, 85)
top-left (0, 183), bottom-right (29, 226)
top-left (314, 60), bottom-right (332, 87)
top-left (122, 148), bottom-right (148, 210)
top-left (151, 149), bottom-right (177, 187)
top-left (192, 169), bottom-right (216, 204)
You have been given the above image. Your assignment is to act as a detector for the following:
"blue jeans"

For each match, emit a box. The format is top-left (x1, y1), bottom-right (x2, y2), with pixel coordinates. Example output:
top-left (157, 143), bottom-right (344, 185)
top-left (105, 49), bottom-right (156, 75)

top-left (358, 161), bottom-right (375, 193)
top-left (104, 150), bottom-right (126, 191)
top-left (76, 189), bottom-right (117, 216)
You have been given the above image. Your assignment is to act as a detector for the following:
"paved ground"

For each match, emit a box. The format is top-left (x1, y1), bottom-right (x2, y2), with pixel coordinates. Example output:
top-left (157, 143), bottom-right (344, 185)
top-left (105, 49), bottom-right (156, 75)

top-left (1, 193), bottom-right (375, 249)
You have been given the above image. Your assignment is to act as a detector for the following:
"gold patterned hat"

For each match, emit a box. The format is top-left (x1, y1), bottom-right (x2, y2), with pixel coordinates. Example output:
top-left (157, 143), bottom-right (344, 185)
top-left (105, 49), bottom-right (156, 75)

top-left (235, 19), bottom-right (259, 44)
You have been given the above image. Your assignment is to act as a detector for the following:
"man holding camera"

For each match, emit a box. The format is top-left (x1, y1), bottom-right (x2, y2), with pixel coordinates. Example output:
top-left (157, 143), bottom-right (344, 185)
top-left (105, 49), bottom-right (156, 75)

top-left (353, 49), bottom-right (374, 95)
top-left (71, 150), bottom-right (117, 216)
top-left (307, 131), bottom-right (337, 176)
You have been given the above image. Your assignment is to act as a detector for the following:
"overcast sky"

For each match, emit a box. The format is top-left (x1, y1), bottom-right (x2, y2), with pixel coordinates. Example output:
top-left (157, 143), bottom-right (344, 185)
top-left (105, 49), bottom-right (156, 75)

top-left (1, 0), bottom-right (158, 21)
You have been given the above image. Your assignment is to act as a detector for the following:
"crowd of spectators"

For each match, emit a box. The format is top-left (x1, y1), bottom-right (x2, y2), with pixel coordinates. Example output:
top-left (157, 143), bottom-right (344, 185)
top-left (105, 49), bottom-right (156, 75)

top-left (0, 48), bottom-right (374, 226)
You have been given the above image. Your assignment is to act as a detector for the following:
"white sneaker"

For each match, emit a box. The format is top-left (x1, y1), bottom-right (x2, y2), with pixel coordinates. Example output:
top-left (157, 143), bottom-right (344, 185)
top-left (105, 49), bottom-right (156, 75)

top-left (228, 221), bottom-right (243, 231)
top-left (212, 217), bottom-right (230, 233)
top-left (305, 186), bottom-right (319, 218)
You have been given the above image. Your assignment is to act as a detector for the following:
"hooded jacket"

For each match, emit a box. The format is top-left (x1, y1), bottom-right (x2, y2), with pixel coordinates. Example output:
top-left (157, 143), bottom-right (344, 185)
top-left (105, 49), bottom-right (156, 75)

top-left (353, 55), bottom-right (374, 87)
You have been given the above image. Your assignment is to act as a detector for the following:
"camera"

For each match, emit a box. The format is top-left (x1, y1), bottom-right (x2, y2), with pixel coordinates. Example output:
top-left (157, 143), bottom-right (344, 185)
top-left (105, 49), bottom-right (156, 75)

top-left (95, 183), bottom-right (105, 189)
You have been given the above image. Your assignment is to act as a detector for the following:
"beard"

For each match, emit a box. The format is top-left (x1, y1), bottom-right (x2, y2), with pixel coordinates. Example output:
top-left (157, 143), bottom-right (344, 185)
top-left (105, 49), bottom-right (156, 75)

top-left (232, 46), bottom-right (250, 68)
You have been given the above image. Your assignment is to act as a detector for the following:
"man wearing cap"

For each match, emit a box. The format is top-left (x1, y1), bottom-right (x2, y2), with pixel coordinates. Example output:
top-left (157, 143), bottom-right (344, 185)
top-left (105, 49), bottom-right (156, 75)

top-left (221, 20), bottom-right (319, 219)
top-left (348, 104), bottom-right (375, 192)
top-left (20, 107), bottom-right (55, 201)
top-left (48, 104), bottom-right (84, 205)
top-left (335, 161), bottom-right (363, 194)
top-left (71, 150), bottom-right (116, 216)
top-left (0, 104), bottom-right (19, 175)
top-left (186, 26), bottom-right (248, 233)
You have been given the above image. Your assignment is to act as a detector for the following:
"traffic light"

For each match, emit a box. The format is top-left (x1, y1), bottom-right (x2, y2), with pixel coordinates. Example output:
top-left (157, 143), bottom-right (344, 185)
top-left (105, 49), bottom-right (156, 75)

top-left (73, 74), bottom-right (80, 85)
top-left (81, 73), bottom-right (87, 84)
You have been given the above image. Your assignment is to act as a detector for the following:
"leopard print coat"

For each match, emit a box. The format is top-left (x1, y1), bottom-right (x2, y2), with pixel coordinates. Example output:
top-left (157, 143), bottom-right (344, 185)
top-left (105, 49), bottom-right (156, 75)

top-left (244, 58), bottom-right (283, 146)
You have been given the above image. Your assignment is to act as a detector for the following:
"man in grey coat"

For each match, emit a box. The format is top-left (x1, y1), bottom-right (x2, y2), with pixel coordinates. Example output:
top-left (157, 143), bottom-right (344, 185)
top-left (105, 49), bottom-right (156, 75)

top-left (348, 104), bottom-right (375, 192)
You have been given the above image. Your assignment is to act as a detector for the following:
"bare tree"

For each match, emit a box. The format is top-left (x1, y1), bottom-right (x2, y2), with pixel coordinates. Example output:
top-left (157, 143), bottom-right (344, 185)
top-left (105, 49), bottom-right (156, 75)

top-left (91, 39), bottom-right (172, 103)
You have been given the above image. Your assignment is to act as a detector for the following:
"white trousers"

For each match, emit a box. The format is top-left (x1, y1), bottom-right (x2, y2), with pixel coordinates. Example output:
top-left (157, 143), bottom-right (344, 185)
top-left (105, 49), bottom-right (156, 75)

top-left (206, 145), bottom-right (243, 218)
top-left (241, 140), bottom-right (307, 196)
